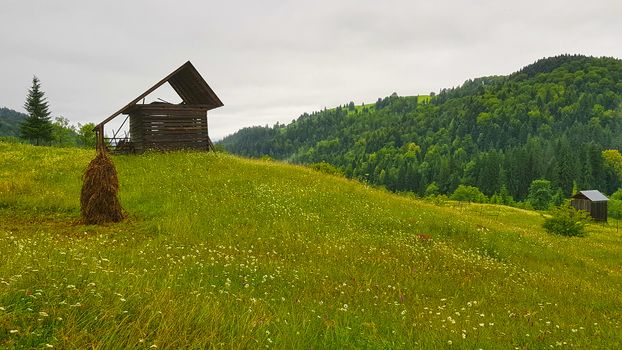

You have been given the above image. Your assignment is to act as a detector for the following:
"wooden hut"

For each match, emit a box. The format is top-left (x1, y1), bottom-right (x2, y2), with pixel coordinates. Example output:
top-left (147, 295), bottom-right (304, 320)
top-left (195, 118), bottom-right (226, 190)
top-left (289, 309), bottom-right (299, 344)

top-left (571, 190), bottom-right (609, 222)
top-left (94, 61), bottom-right (223, 153)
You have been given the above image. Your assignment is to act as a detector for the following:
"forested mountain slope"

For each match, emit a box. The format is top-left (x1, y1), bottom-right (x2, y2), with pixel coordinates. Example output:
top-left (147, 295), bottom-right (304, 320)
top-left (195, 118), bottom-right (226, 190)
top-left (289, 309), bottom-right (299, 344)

top-left (0, 107), bottom-right (27, 136)
top-left (220, 55), bottom-right (622, 201)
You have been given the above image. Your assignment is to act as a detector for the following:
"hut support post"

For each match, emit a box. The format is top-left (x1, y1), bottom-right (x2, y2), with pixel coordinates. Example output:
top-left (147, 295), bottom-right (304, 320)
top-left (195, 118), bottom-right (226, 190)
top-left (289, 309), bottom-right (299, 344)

top-left (96, 125), bottom-right (105, 152)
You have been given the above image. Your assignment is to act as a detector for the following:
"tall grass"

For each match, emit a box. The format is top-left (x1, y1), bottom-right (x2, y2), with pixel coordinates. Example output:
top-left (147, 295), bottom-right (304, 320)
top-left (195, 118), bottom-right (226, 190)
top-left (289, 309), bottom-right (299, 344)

top-left (0, 142), bottom-right (621, 349)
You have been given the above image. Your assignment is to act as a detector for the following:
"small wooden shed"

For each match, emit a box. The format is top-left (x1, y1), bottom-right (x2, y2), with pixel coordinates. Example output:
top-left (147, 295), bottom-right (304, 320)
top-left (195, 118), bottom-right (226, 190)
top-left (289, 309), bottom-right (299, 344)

top-left (571, 190), bottom-right (609, 222)
top-left (94, 61), bottom-right (223, 153)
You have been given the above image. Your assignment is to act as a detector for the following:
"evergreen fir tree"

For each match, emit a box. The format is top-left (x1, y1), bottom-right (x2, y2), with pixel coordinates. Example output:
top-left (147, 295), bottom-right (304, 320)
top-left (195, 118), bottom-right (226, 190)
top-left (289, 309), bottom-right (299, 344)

top-left (20, 76), bottom-right (53, 145)
top-left (554, 137), bottom-right (577, 196)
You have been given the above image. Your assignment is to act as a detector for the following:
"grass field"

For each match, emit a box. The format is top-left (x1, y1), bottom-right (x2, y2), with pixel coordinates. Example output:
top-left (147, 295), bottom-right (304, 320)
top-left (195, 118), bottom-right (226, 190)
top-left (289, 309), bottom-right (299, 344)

top-left (417, 95), bottom-right (431, 104)
top-left (1, 142), bottom-right (621, 349)
top-left (330, 95), bottom-right (432, 116)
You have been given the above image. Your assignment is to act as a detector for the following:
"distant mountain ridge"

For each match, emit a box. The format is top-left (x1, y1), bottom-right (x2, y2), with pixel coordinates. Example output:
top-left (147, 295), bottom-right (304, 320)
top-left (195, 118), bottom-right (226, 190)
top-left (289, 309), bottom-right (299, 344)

top-left (220, 54), bottom-right (622, 201)
top-left (0, 107), bottom-right (27, 137)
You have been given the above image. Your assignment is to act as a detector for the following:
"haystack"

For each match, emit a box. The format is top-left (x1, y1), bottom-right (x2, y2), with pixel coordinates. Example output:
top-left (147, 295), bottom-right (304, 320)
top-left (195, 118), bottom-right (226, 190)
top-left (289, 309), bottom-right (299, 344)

top-left (80, 150), bottom-right (124, 224)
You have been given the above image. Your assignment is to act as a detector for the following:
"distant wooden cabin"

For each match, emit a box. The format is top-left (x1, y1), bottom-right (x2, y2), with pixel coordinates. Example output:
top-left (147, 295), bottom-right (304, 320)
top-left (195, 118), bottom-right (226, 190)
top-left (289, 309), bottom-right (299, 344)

top-left (94, 61), bottom-right (223, 153)
top-left (571, 190), bottom-right (609, 222)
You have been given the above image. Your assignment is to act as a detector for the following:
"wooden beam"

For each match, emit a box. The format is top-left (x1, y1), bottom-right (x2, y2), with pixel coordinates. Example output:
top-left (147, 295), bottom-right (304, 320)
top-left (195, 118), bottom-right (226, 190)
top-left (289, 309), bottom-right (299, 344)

top-left (95, 61), bottom-right (200, 129)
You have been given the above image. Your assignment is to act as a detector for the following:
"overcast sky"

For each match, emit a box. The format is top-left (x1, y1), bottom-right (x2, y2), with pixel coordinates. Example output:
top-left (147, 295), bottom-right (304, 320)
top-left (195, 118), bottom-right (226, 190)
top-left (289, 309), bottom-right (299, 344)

top-left (1, 0), bottom-right (621, 140)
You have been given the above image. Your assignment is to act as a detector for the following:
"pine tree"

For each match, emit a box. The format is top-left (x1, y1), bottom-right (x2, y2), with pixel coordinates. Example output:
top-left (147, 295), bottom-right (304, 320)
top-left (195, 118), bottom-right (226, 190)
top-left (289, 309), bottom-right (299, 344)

top-left (554, 137), bottom-right (577, 196)
top-left (20, 76), bottom-right (53, 145)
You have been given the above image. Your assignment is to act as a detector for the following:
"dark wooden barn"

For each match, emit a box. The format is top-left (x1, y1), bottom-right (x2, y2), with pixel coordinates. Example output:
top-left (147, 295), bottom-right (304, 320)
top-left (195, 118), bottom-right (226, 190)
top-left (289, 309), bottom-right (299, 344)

top-left (571, 190), bottom-right (609, 222)
top-left (94, 61), bottom-right (223, 153)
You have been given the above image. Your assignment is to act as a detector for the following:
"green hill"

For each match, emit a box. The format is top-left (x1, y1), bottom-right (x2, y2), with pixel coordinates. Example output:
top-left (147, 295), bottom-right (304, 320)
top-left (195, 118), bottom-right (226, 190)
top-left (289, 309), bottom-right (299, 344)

top-left (0, 107), bottom-right (27, 137)
top-left (1, 143), bottom-right (621, 348)
top-left (220, 54), bottom-right (622, 200)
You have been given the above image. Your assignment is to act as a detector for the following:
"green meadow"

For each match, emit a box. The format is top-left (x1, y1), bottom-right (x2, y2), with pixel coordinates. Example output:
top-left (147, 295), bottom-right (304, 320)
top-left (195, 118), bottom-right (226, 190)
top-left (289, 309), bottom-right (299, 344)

top-left (327, 95), bottom-right (430, 116)
top-left (0, 142), bottom-right (621, 349)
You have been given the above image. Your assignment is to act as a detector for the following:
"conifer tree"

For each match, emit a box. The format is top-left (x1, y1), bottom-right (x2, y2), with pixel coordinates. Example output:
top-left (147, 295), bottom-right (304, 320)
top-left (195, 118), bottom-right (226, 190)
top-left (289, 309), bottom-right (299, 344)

top-left (20, 76), bottom-right (53, 145)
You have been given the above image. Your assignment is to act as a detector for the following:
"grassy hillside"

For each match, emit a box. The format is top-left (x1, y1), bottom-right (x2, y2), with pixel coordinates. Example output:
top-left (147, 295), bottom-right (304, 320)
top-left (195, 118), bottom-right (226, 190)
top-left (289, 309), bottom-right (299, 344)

top-left (1, 143), bottom-right (621, 349)
top-left (220, 55), bottom-right (622, 200)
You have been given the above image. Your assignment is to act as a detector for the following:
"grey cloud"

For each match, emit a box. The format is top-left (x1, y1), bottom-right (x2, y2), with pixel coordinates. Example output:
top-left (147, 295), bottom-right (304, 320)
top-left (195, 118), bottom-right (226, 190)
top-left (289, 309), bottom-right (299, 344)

top-left (1, 0), bottom-right (621, 141)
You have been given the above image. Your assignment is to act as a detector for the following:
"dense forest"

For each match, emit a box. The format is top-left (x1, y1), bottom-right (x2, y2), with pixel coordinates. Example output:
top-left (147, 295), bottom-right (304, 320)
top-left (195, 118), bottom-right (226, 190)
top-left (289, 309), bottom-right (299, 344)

top-left (220, 55), bottom-right (622, 203)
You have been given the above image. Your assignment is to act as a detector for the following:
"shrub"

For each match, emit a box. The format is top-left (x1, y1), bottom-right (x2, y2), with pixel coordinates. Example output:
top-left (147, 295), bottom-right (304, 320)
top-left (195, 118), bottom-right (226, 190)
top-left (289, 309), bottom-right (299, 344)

top-left (425, 182), bottom-right (440, 197)
top-left (611, 188), bottom-right (622, 201)
top-left (451, 185), bottom-right (487, 203)
top-left (429, 194), bottom-right (448, 206)
top-left (527, 179), bottom-right (553, 210)
top-left (259, 155), bottom-right (273, 161)
top-left (542, 205), bottom-right (590, 237)
top-left (608, 198), bottom-right (622, 220)
top-left (307, 162), bottom-right (344, 176)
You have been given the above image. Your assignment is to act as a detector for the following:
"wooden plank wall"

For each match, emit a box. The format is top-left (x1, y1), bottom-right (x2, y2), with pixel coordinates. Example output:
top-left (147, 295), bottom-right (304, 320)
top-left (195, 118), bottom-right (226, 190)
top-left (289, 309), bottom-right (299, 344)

top-left (571, 198), bottom-right (591, 212)
top-left (592, 202), bottom-right (608, 221)
top-left (129, 105), bottom-right (210, 152)
top-left (571, 198), bottom-right (608, 221)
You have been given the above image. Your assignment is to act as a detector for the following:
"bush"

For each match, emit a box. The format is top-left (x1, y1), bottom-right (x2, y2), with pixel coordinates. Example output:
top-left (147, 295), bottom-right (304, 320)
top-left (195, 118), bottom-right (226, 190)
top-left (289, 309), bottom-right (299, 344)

top-left (527, 179), bottom-right (553, 210)
top-left (425, 182), bottom-right (440, 197)
top-left (542, 205), bottom-right (590, 237)
top-left (431, 194), bottom-right (449, 206)
top-left (608, 198), bottom-right (622, 220)
top-left (451, 185), bottom-right (487, 203)
top-left (259, 155), bottom-right (273, 161)
top-left (307, 162), bottom-right (344, 176)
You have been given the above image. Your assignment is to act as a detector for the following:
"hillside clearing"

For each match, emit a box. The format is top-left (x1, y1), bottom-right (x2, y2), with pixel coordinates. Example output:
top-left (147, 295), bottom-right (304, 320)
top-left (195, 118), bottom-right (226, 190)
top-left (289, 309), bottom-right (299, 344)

top-left (0, 142), bottom-right (621, 349)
